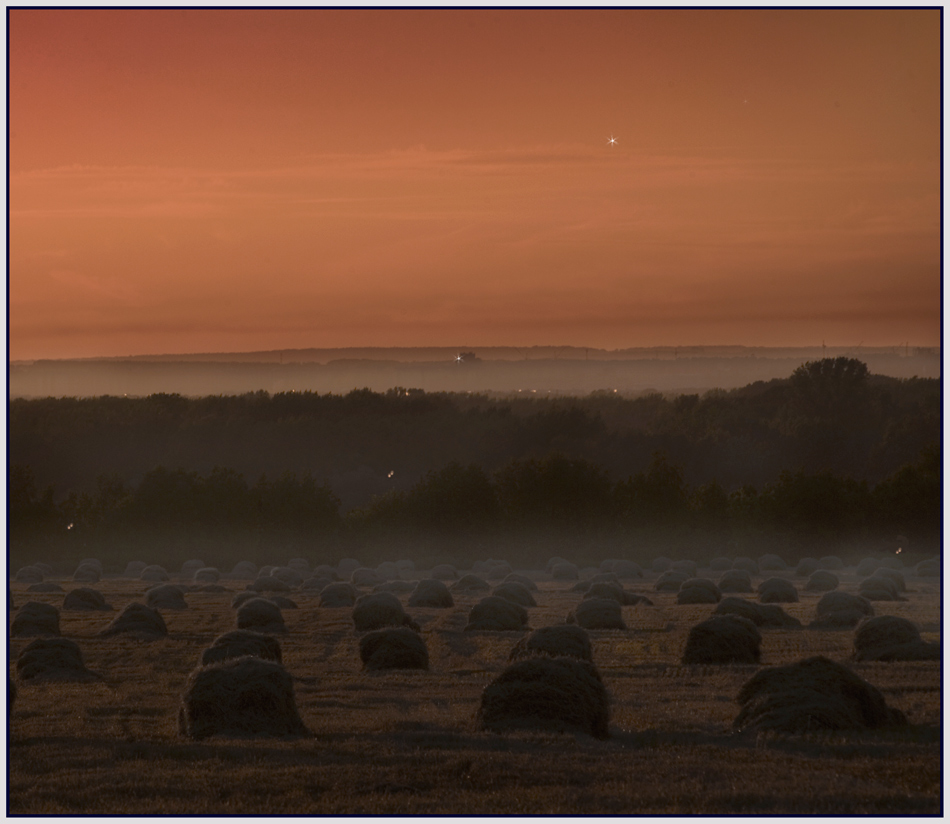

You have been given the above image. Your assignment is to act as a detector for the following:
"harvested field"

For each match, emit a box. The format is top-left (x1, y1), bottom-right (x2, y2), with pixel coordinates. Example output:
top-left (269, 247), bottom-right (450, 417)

top-left (7, 567), bottom-right (941, 815)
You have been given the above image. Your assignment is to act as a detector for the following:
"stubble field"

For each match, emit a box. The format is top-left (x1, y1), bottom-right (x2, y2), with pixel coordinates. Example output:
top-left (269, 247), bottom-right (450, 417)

top-left (7, 564), bottom-right (941, 815)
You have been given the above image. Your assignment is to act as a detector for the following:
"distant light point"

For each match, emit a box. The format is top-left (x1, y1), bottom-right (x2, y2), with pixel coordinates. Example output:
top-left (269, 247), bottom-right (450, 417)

top-left (607, 135), bottom-right (618, 146)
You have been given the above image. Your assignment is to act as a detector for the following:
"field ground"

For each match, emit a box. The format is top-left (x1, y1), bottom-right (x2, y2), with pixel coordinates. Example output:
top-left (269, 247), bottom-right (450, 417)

top-left (7, 566), bottom-right (941, 815)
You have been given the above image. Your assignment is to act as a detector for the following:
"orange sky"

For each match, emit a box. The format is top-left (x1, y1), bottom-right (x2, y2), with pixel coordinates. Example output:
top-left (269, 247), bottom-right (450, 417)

top-left (9, 8), bottom-right (941, 359)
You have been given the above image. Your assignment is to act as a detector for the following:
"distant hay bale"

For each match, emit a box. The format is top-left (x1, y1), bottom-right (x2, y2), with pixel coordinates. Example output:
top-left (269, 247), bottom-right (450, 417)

top-left (758, 578), bottom-right (799, 603)
top-left (477, 657), bottom-right (609, 738)
top-left (915, 559), bottom-right (939, 577)
top-left (452, 574), bottom-right (491, 593)
top-left (568, 597), bottom-right (625, 630)
top-left (486, 563), bottom-right (513, 580)
top-left (804, 571), bottom-right (839, 592)
top-left (11, 601), bottom-right (61, 638)
top-left (395, 559), bottom-right (415, 576)
top-left (248, 575), bottom-right (292, 593)
top-left (236, 597), bottom-right (287, 634)
top-left (229, 561), bottom-right (259, 579)
top-left (818, 555), bottom-right (844, 570)
top-left (855, 558), bottom-right (882, 577)
top-left (374, 580), bottom-right (416, 594)
top-left (192, 567), bottom-right (219, 584)
top-left (858, 575), bottom-right (904, 601)
top-left (200, 630), bottom-right (283, 666)
top-left (471, 560), bottom-right (492, 574)
top-left (652, 556), bottom-right (673, 572)
top-left (464, 596), bottom-right (529, 632)
top-left (677, 585), bottom-right (720, 605)
top-left (63, 587), bottom-right (112, 611)
top-left (502, 572), bottom-right (538, 591)
top-left (181, 560), bottom-right (206, 576)
top-left (350, 567), bottom-right (383, 587)
top-left (583, 582), bottom-right (625, 605)
top-left (100, 603), bottom-right (168, 641)
top-left (733, 557), bottom-right (759, 574)
top-left (709, 557), bottom-right (734, 572)
top-left (876, 568), bottom-right (906, 592)
top-left (589, 571), bottom-right (621, 585)
top-left (352, 592), bottom-right (414, 632)
top-left (359, 626), bottom-right (429, 670)
top-left (178, 656), bottom-right (310, 740)
top-left (550, 562), bottom-right (579, 581)
top-left (287, 558), bottom-right (311, 575)
top-left (680, 578), bottom-right (721, 600)
top-left (429, 564), bottom-right (458, 581)
top-left (795, 558), bottom-right (820, 577)
top-left (33, 562), bottom-right (55, 576)
top-left (301, 576), bottom-right (331, 592)
top-left (73, 564), bottom-right (101, 583)
top-left (258, 565), bottom-right (276, 578)
top-left (231, 591), bottom-right (261, 609)
top-left (757, 553), bottom-right (787, 571)
top-left (140, 565), bottom-right (169, 583)
top-left (408, 579), bottom-right (454, 608)
top-left (146, 584), bottom-right (188, 610)
top-left (319, 582), bottom-right (359, 608)
top-left (672, 559), bottom-right (698, 577)
top-left (718, 569), bottom-right (754, 593)
top-left (27, 583), bottom-right (64, 593)
top-left (313, 564), bottom-right (340, 581)
top-left (272, 567), bottom-right (304, 588)
top-left (491, 582), bottom-right (537, 608)
top-left (124, 561), bottom-right (148, 577)
top-left (546, 556), bottom-right (569, 573)
top-left (79, 558), bottom-right (104, 573)
top-left (375, 561), bottom-right (401, 580)
top-left (269, 595), bottom-right (298, 610)
top-left (570, 580), bottom-right (592, 593)
top-left (809, 591), bottom-right (874, 629)
top-left (337, 558), bottom-right (362, 578)
top-left (16, 638), bottom-right (99, 682)
top-left (15, 566), bottom-right (44, 584)
top-left (612, 560), bottom-right (643, 579)
top-left (509, 624), bottom-right (593, 663)
top-left (877, 556), bottom-right (903, 570)
top-left (733, 655), bottom-right (907, 733)
top-left (853, 616), bottom-right (940, 662)
top-left (654, 570), bottom-right (689, 592)
top-left (682, 615), bottom-right (761, 665)
top-left (715, 597), bottom-right (801, 629)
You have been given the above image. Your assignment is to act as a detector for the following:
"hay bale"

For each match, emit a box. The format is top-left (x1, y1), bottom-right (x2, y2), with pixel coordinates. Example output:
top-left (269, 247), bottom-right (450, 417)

top-left (804, 571), bottom-right (839, 592)
top-left (733, 557), bottom-right (759, 574)
top-left (181, 560), bottom-right (206, 576)
top-left (140, 565), bottom-right (169, 582)
top-left (193, 567), bottom-right (220, 584)
top-left (464, 596), bottom-right (529, 632)
top-left (11, 601), bottom-right (61, 637)
top-left (73, 563), bottom-right (101, 583)
top-left (313, 564), bottom-right (340, 581)
top-left (146, 584), bottom-right (188, 610)
top-left (491, 582), bottom-right (537, 608)
top-left (407, 579), bottom-right (453, 608)
top-left (583, 582), bottom-right (625, 605)
top-left (200, 630), bottom-right (283, 666)
top-left (231, 591), bottom-right (261, 609)
top-left (612, 560), bottom-right (643, 579)
top-left (818, 555), bottom-right (844, 570)
top-left (16, 638), bottom-right (99, 682)
top-left (652, 556), bottom-right (673, 572)
top-left (33, 562), bottom-right (55, 576)
top-left (429, 564), bottom-right (458, 581)
top-left (272, 567), bottom-right (304, 587)
top-left (374, 580), bottom-right (416, 594)
top-left (63, 587), bottom-right (112, 611)
top-left (359, 626), bottom-right (429, 670)
top-left (853, 616), bottom-right (940, 662)
top-left (758, 578), bottom-right (799, 603)
top-left (915, 559), bottom-right (939, 577)
top-left (269, 595), bottom-right (298, 610)
top-left (258, 565), bottom-right (276, 578)
top-left (452, 574), bottom-right (491, 593)
top-left (677, 585), bottom-right (720, 605)
top-left (350, 567), bottom-right (383, 587)
top-left (654, 570), bottom-right (689, 592)
top-left (709, 556), bottom-right (734, 572)
top-left (79, 558), bottom-right (104, 573)
top-left (795, 557), bottom-right (820, 576)
top-left (550, 562), bottom-right (580, 581)
top-left (27, 583), bottom-right (64, 593)
top-left (124, 561), bottom-right (148, 577)
top-left (816, 590), bottom-right (875, 618)
top-left (568, 597), bottom-right (625, 630)
top-left (715, 597), bottom-right (801, 629)
top-left (682, 615), bottom-right (761, 664)
top-left (855, 557), bottom-right (882, 577)
top-left (395, 559), bottom-right (415, 576)
top-left (375, 561), bottom-right (401, 580)
top-left (319, 582), bottom-right (359, 607)
top-left (337, 558), bottom-right (362, 578)
top-left (858, 575), bottom-right (904, 601)
top-left (100, 603), bottom-right (168, 640)
top-left (718, 569), bottom-right (753, 593)
top-left (300, 576), bottom-right (331, 592)
top-left (502, 572), bottom-right (538, 591)
top-left (809, 609), bottom-right (869, 630)
top-left (758, 553), bottom-right (787, 571)
top-left (589, 571), bottom-right (621, 585)
top-left (287, 558), bottom-right (311, 575)
top-left (876, 568), bottom-right (906, 592)
top-left (229, 561), bottom-right (259, 579)
top-left (485, 563), bottom-right (512, 581)
top-left (248, 575), bottom-right (291, 593)
top-left (352, 592), bottom-right (413, 632)
top-left (570, 580), bottom-right (592, 593)
top-left (733, 655), bottom-right (907, 733)
top-left (545, 556), bottom-right (569, 573)
top-left (178, 656), bottom-right (310, 740)
top-left (680, 578), bottom-right (721, 600)
top-left (672, 559), bottom-right (698, 577)
top-left (236, 597), bottom-right (287, 634)
top-left (509, 624), bottom-right (593, 662)
top-left (477, 657), bottom-right (609, 738)
top-left (15, 566), bottom-right (44, 584)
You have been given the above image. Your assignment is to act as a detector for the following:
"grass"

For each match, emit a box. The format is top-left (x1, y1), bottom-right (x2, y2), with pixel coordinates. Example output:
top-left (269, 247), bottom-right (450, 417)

top-left (7, 568), bottom-right (941, 815)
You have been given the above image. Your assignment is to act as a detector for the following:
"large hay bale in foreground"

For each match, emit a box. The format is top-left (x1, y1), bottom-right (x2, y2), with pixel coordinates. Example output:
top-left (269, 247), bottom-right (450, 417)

top-left (551, 562), bottom-right (580, 581)
top-left (73, 564), bottom-right (101, 583)
top-left (16, 638), bottom-right (99, 682)
top-left (682, 615), bottom-right (761, 664)
top-left (146, 584), bottom-right (188, 610)
top-left (509, 624), bottom-right (593, 662)
top-left (408, 579), bottom-right (454, 608)
top-left (452, 574), bottom-right (491, 593)
top-left (464, 596), bottom-right (529, 632)
top-left (178, 656), bottom-right (310, 740)
top-left (350, 567), bottom-right (383, 587)
top-left (352, 592), bottom-right (414, 632)
top-left (359, 626), bottom-right (429, 670)
top-left (502, 572), bottom-right (538, 591)
top-left (478, 657), bottom-right (610, 738)
top-left (853, 616), bottom-right (940, 662)
top-left (733, 655), bottom-right (907, 733)
top-left (491, 582), bottom-right (537, 608)
top-left (11, 601), bottom-right (61, 637)
top-left (236, 598), bottom-right (287, 634)
top-left (612, 560), bottom-right (643, 579)
top-left (229, 561), bottom-right (259, 579)
top-left (15, 566), bottom-right (44, 584)
top-left (200, 630), bottom-right (283, 666)
top-left (714, 597), bottom-right (802, 629)
top-left (248, 575), bottom-right (292, 593)
top-left (758, 578), bottom-right (799, 604)
top-left (804, 570), bottom-right (839, 592)
top-left (718, 569), bottom-right (754, 593)
top-left (193, 567), bottom-right (220, 584)
top-left (568, 598), bottom-right (625, 630)
top-left (63, 587), bottom-right (112, 611)
top-left (100, 603), bottom-right (168, 640)
top-left (140, 565), bottom-right (169, 583)
top-left (319, 582), bottom-right (359, 608)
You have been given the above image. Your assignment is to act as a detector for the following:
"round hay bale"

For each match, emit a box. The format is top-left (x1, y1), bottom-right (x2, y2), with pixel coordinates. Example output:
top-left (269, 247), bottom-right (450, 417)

top-left (795, 557), bottom-right (820, 577)
top-left (672, 559), bottom-right (698, 577)
top-left (79, 558), bottom-right (104, 573)
top-left (545, 556), bottom-right (569, 573)
top-left (11, 601), bottom-right (61, 637)
top-left (816, 590), bottom-right (875, 619)
top-left (231, 591), bottom-right (261, 609)
top-left (486, 563), bottom-right (513, 580)
top-left (568, 597), bottom-right (625, 630)
top-left (550, 562), bottom-right (579, 581)
top-left (100, 603), bottom-right (167, 641)
top-left (140, 565), bottom-right (169, 583)
top-left (429, 564), bottom-right (458, 581)
top-left (758, 578), bottom-right (799, 603)
top-left (709, 557), bottom-right (734, 572)
top-left (715, 597), bottom-right (801, 629)
top-left (337, 558), bottom-right (362, 578)
top-left (452, 574), bottom-right (491, 593)
top-left (733, 557), bottom-right (759, 574)
top-left (680, 578), bottom-right (721, 599)
top-left (16, 638), bottom-right (99, 682)
top-left (124, 561), bottom-right (148, 577)
top-left (193, 567), bottom-right (220, 584)
top-left (583, 582), bottom-right (625, 605)
top-left (15, 566), bottom-right (44, 584)
top-left (32, 562), bottom-right (55, 576)
top-left (502, 572), bottom-right (538, 591)
top-left (375, 561), bottom-right (401, 580)
top-left (236, 597), bottom-right (287, 634)
top-left (352, 592), bottom-right (413, 632)
top-left (287, 558), bottom-right (311, 575)
top-left (464, 596), bottom-right (529, 632)
top-left (652, 556), bottom-right (673, 573)
top-left (395, 559), bottom-right (415, 576)
top-left (491, 582), bottom-right (537, 608)
top-left (757, 553), bottom-right (787, 571)
top-left (855, 557), bottom-right (882, 577)
top-left (612, 560), bottom-right (644, 579)
top-left (599, 559), bottom-right (617, 572)
top-left (804, 570), bottom-right (839, 592)
top-left (313, 564), bottom-right (340, 581)
top-left (63, 587), bottom-right (112, 611)
top-left (682, 615), bottom-right (761, 664)
top-left (876, 568), bottom-right (906, 592)
top-left (858, 575), bottom-right (902, 601)
top-left (677, 585), bottom-right (720, 605)
top-left (509, 624), bottom-right (593, 662)
top-left (853, 616), bottom-right (939, 662)
top-left (374, 580), bottom-right (416, 594)
top-left (301, 576), bottom-right (331, 592)
top-left (73, 563), bottom-right (101, 583)
top-left (589, 571), bottom-right (620, 586)
top-left (258, 565), bottom-right (277, 578)
top-left (248, 575), bottom-right (291, 593)
top-left (718, 569), bottom-right (753, 593)
top-left (350, 567), bottom-right (383, 587)
top-left (272, 567), bottom-right (304, 588)
top-left (146, 584), bottom-right (188, 610)
top-left (319, 582), bottom-right (359, 608)
top-left (359, 626), bottom-right (429, 670)
top-left (733, 655), bottom-right (907, 733)
top-left (229, 561), bottom-right (259, 579)
top-left (178, 656), bottom-right (309, 740)
top-left (27, 582), bottom-right (64, 593)
top-left (407, 579), bottom-right (454, 608)
top-left (268, 595), bottom-right (298, 610)
top-left (570, 580), bottom-right (592, 593)
top-left (181, 560), bottom-right (206, 576)
top-left (914, 559), bottom-right (939, 577)
top-left (654, 570), bottom-right (688, 592)
top-left (477, 656), bottom-right (609, 738)
top-left (877, 556), bottom-right (904, 570)
top-left (200, 630), bottom-right (283, 666)
top-left (818, 555), bottom-right (844, 570)
top-left (808, 608), bottom-right (869, 630)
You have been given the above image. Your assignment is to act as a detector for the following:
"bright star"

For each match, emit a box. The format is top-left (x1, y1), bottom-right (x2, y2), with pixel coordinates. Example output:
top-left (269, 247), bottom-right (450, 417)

top-left (607, 135), bottom-right (618, 146)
